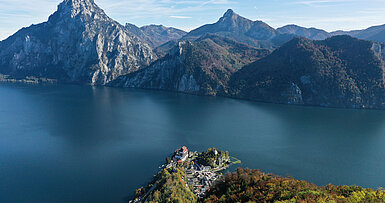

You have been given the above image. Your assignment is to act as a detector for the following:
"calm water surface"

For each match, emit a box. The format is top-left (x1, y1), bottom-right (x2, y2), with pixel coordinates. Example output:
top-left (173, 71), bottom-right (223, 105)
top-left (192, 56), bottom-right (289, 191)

top-left (0, 84), bottom-right (385, 203)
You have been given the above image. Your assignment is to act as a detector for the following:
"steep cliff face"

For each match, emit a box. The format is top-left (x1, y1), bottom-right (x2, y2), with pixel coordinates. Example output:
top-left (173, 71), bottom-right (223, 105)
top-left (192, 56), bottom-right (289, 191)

top-left (0, 0), bottom-right (156, 85)
top-left (372, 42), bottom-right (385, 61)
top-left (229, 35), bottom-right (385, 109)
top-left (110, 35), bottom-right (270, 96)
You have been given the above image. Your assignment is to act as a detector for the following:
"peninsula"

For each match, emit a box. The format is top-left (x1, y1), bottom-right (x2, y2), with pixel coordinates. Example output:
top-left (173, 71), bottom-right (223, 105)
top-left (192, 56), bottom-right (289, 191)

top-left (130, 147), bottom-right (385, 203)
top-left (130, 146), bottom-right (234, 202)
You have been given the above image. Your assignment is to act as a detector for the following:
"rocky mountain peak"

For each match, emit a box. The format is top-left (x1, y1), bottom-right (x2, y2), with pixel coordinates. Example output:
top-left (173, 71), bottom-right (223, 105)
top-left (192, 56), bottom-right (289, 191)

top-left (213, 9), bottom-right (256, 35)
top-left (182, 8), bottom-right (278, 48)
top-left (223, 9), bottom-right (235, 17)
top-left (52, 0), bottom-right (107, 21)
top-left (219, 9), bottom-right (245, 24)
top-left (0, 0), bottom-right (156, 85)
top-left (62, 0), bottom-right (95, 9)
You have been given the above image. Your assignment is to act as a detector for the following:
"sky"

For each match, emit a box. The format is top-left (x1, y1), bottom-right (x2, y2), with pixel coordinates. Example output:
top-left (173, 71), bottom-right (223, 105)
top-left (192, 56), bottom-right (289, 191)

top-left (1, 0), bottom-right (385, 40)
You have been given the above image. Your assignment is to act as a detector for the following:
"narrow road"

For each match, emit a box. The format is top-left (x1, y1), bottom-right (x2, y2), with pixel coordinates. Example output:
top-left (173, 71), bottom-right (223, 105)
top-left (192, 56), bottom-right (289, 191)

top-left (135, 183), bottom-right (157, 203)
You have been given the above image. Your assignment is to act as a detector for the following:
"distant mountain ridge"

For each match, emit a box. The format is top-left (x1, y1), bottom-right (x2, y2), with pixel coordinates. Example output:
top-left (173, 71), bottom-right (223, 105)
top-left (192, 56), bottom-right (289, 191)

top-left (182, 9), bottom-right (284, 49)
top-left (276, 23), bottom-right (385, 43)
top-left (125, 23), bottom-right (186, 48)
top-left (277, 25), bottom-right (331, 40)
top-left (159, 9), bottom-right (347, 51)
top-left (183, 9), bottom-right (385, 44)
top-left (332, 24), bottom-right (385, 42)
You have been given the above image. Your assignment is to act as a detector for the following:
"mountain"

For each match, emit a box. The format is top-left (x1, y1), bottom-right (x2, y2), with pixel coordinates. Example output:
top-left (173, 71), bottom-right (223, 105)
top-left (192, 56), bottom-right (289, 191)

top-left (277, 24), bottom-right (331, 40)
top-left (182, 9), bottom-right (282, 49)
top-left (125, 23), bottom-right (187, 48)
top-left (277, 24), bottom-right (385, 43)
top-left (229, 35), bottom-right (385, 109)
top-left (153, 39), bottom-right (180, 57)
top-left (141, 25), bottom-right (187, 47)
top-left (109, 34), bottom-right (270, 96)
top-left (1, 2), bottom-right (384, 110)
top-left (0, 0), bottom-right (156, 85)
top-left (332, 24), bottom-right (385, 42)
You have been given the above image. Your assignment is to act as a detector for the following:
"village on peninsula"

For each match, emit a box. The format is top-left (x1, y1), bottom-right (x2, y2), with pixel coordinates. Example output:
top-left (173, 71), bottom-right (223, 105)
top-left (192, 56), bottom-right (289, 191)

top-left (130, 146), bottom-right (240, 202)
top-left (128, 146), bottom-right (385, 203)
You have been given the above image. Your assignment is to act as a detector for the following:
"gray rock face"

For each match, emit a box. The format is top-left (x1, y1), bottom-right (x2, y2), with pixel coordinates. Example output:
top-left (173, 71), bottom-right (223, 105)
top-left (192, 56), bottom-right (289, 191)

top-left (110, 41), bottom-right (201, 94)
top-left (281, 83), bottom-right (304, 105)
top-left (178, 74), bottom-right (200, 92)
top-left (0, 0), bottom-right (156, 85)
top-left (111, 42), bottom-right (191, 92)
top-left (372, 42), bottom-right (385, 61)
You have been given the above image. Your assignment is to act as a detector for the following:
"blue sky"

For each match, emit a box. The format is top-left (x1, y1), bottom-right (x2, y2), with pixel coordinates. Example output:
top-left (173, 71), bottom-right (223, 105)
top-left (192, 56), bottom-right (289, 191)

top-left (1, 0), bottom-right (385, 40)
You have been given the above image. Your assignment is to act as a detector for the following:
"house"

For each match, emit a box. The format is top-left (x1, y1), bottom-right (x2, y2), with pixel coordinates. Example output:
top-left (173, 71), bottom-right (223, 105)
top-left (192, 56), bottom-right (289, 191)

top-left (173, 146), bottom-right (189, 163)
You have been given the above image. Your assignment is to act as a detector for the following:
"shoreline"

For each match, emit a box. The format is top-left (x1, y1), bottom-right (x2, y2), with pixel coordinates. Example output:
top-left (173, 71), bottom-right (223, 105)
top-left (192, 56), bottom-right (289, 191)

top-left (1, 77), bottom-right (384, 111)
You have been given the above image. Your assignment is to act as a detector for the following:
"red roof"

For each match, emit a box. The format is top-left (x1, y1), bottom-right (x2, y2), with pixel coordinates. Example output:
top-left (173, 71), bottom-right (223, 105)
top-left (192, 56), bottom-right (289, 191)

top-left (182, 146), bottom-right (188, 153)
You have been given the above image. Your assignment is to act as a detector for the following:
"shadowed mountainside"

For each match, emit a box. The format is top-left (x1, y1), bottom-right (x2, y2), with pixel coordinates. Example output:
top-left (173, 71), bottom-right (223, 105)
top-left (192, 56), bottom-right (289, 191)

top-left (109, 34), bottom-right (271, 96)
top-left (229, 35), bottom-right (385, 109)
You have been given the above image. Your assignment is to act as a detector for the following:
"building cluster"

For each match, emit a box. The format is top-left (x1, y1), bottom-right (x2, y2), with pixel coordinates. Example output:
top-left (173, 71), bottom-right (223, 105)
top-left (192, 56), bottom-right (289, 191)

top-left (185, 163), bottom-right (221, 198)
top-left (171, 146), bottom-right (226, 198)
top-left (166, 146), bottom-right (229, 198)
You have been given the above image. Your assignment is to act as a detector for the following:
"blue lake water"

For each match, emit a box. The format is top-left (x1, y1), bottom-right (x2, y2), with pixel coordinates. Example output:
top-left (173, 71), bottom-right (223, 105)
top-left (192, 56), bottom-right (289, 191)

top-left (0, 84), bottom-right (385, 203)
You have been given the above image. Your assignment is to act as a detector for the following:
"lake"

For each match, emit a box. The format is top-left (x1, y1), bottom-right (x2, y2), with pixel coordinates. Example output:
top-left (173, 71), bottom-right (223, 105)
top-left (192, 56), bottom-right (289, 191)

top-left (0, 84), bottom-right (384, 203)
